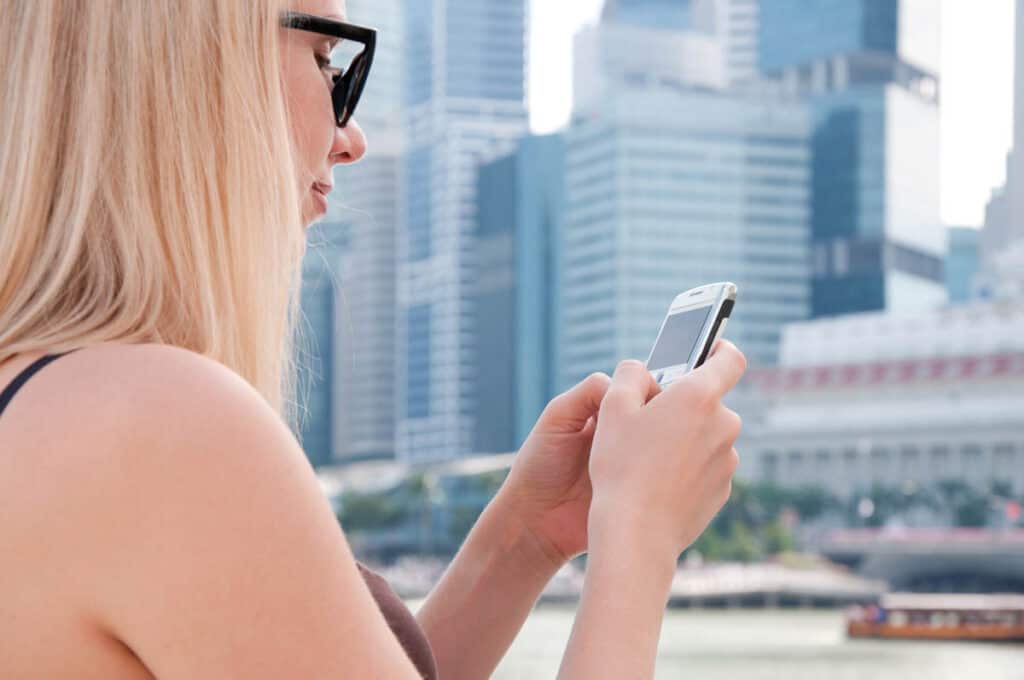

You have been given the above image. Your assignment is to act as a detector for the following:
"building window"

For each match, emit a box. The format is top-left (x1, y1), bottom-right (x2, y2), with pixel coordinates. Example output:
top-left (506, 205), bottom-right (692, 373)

top-left (994, 444), bottom-right (1020, 493)
top-left (929, 445), bottom-right (952, 480)
top-left (405, 305), bottom-right (432, 419)
top-left (900, 446), bottom-right (920, 480)
top-left (961, 445), bottom-right (985, 485)
top-left (869, 447), bottom-right (892, 484)
top-left (842, 448), bottom-right (859, 491)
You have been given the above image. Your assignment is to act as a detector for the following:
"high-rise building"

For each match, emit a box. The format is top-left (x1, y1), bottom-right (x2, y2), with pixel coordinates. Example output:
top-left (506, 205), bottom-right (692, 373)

top-left (982, 0), bottom-right (1024, 264)
top-left (1012, 0), bottom-right (1024, 246)
top-left (321, 0), bottom-right (405, 464)
top-left (396, 0), bottom-right (529, 463)
top-left (946, 227), bottom-right (980, 306)
top-left (559, 89), bottom-right (811, 386)
top-left (601, 0), bottom-right (691, 31)
top-left (760, 0), bottom-right (940, 76)
top-left (296, 223), bottom-right (345, 468)
top-left (473, 134), bottom-right (565, 455)
top-left (692, 0), bottom-right (761, 86)
top-left (331, 141), bottom-right (403, 462)
top-left (759, 0), bottom-right (946, 318)
top-left (1015, 0), bottom-right (1024, 224)
top-left (974, 241), bottom-right (1024, 302)
top-left (573, 13), bottom-right (725, 112)
top-left (559, 5), bottom-right (811, 386)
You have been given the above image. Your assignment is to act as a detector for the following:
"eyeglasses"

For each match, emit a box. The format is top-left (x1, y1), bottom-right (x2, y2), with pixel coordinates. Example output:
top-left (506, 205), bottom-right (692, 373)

top-left (279, 11), bottom-right (377, 128)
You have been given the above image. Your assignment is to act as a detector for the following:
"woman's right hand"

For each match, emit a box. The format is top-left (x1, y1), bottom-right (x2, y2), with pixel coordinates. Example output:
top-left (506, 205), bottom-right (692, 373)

top-left (586, 339), bottom-right (747, 561)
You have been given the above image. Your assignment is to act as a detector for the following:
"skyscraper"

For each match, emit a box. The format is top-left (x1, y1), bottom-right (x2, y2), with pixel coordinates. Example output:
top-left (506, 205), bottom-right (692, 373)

top-left (331, 138), bottom-right (402, 462)
top-left (473, 134), bottom-right (565, 455)
top-left (760, 0), bottom-right (946, 317)
top-left (691, 0), bottom-right (761, 86)
top-left (296, 230), bottom-right (341, 467)
top-left (946, 227), bottom-right (979, 305)
top-left (574, 8), bottom-right (726, 111)
top-left (760, 0), bottom-right (940, 76)
top-left (601, 0), bottom-right (691, 30)
top-left (397, 0), bottom-right (529, 462)
top-left (1013, 0), bottom-right (1024, 240)
top-left (981, 0), bottom-right (1024, 265)
top-left (310, 0), bottom-right (404, 464)
top-left (558, 4), bottom-right (812, 386)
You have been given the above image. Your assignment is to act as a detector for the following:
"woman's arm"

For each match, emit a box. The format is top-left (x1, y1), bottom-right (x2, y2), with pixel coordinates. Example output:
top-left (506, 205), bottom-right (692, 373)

top-left (556, 509), bottom-right (678, 680)
top-left (415, 491), bottom-right (564, 680)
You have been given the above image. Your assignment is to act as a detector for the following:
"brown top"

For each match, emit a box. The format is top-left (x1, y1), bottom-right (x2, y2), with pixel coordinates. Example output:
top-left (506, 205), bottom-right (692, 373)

top-left (0, 351), bottom-right (437, 680)
top-left (356, 562), bottom-right (438, 680)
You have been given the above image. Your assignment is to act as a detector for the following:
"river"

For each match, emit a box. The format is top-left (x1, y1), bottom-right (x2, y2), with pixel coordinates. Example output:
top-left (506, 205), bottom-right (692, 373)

top-left (409, 603), bottom-right (1024, 679)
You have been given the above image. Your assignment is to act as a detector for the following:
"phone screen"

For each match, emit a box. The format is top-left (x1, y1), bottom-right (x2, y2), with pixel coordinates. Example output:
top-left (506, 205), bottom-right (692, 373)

top-left (647, 304), bottom-right (714, 371)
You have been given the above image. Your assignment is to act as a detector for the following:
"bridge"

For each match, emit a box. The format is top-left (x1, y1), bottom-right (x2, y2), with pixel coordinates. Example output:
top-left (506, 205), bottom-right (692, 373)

top-left (819, 528), bottom-right (1024, 592)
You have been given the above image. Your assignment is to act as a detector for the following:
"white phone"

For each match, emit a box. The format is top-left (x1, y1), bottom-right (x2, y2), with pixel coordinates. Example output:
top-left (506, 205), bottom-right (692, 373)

top-left (645, 282), bottom-right (737, 387)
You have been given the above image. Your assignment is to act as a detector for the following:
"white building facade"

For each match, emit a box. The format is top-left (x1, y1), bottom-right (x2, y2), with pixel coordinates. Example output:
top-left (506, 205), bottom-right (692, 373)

top-left (738, 300), bottom-right (1024, 497)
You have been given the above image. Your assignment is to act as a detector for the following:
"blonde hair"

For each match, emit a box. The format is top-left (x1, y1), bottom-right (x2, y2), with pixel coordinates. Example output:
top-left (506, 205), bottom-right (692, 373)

top-left (0, 0), bottom-right (310, 429)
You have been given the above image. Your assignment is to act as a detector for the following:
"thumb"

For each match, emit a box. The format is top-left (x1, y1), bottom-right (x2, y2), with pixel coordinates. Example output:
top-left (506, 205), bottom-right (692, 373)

top-left (539, 372), bottom-right (612, 432)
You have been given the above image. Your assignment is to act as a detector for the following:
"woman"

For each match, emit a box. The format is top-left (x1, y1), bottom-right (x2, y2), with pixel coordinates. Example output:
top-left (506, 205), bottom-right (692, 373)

top-left (0, 0), bottom-right (746, 678)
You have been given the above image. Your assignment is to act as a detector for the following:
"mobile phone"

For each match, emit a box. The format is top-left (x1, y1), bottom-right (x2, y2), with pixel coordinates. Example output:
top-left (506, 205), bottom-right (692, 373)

top-left (645, 282), bottom-right (737, 387)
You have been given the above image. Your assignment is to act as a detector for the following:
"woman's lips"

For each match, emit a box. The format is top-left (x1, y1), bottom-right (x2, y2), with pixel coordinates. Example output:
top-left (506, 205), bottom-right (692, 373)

top-left (311, 183), bottom-right (329, 215)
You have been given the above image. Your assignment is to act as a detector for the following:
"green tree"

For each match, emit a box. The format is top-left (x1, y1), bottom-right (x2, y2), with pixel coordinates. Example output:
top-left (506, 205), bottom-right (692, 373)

top-left (762, 519), bottom-right (795, 555)
top-left (338, 491), bottom-right (408, 531)
top-left (720, 520), bottom-right (759, 562)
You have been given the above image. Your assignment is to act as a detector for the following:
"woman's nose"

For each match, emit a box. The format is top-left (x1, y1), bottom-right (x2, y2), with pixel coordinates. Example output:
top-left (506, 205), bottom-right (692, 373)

top-left (331, 117), bottom-right (367, 165)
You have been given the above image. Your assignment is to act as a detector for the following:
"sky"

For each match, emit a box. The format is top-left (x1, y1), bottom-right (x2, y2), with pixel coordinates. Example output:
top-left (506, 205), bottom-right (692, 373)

top-left (528, 0), bottom-right (1017, 229)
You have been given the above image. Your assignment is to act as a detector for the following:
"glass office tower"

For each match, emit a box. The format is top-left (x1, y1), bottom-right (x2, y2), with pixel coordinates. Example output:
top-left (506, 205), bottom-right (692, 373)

top-left (760, 0), bottom-right (945, 317)
top-left (559, 4), bottom-right (811, 387)
top-left (397, 0), bottom-right (528, 462)
top-left (303, 0), bottom-right (406, 464)
top-left (982, 0), bottom-right (1024, 265)
top-left (473, 135), bottom-right (565, 455)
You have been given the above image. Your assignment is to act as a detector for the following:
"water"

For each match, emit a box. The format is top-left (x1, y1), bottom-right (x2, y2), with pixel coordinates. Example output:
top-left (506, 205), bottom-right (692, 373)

top-left (464, 606), bottom-right (1023, 680)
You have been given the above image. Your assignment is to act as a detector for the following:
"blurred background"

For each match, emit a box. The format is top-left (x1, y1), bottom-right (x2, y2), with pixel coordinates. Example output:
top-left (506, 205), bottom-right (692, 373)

top-left (295, 0), bottom-right (1024, 676)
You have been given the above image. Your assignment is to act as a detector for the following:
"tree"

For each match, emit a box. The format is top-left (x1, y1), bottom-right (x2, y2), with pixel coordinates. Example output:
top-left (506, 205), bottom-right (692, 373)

top-left (762, 519), bottom-right (795, 555)
top-left (338, 491), bottom-right (408, 531)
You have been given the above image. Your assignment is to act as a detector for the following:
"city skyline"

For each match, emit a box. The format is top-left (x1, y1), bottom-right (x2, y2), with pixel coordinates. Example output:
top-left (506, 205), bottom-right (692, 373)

top-left (303, 0), bottom-right (1018, 467)
top-left (529, 0), bottom-right (1016, 228)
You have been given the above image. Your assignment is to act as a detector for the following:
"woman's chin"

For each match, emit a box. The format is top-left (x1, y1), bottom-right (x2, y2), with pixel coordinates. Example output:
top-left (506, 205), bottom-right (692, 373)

top-left (300, 205), bottom-right (316, 230)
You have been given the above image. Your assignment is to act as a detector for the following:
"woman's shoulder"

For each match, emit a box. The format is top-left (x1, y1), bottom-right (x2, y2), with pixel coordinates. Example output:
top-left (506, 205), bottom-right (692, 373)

top-left (74, 341), bottom-right (260, 414)
top-left (3, 339), bottom-right (331, 598)
top-left (4, 342), bottom-right (268, 457)
top-left (6, 341), bottom-right (306, 512)
top-left (1, 344), bottom-right (420, 678)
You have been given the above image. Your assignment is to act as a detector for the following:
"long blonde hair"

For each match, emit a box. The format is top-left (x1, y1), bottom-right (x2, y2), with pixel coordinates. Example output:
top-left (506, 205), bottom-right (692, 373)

top-left (0, 0), bottom-right (309, 429)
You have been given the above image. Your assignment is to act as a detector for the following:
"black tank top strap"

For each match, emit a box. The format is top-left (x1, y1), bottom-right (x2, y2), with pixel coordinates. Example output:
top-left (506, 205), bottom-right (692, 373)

top-left (0, 349), bottom-right (83, 419)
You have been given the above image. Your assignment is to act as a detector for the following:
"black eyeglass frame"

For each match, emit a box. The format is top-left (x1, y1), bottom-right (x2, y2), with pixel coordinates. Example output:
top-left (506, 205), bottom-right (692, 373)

top-left (280, 11), bottom-right (377, 128)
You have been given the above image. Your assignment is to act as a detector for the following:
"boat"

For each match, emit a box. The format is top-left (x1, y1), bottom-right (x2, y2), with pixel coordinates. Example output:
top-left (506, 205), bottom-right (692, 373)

top-left (846, 593), bottom-right (1024, 642)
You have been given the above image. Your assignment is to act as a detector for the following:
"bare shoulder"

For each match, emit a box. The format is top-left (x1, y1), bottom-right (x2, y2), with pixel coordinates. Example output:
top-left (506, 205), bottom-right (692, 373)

top-left (27, 341), bottom-right (316, 516)
top-left (2, 343), bottom-right (419, 677)
top-left (5, 341), bottom-right (319, 555)
top-left (78, 341), bottom-right (276, 436)
top-left (2, 341), bottom-right (325, 591)
top-left (7, 342), bottom-right (296, 471)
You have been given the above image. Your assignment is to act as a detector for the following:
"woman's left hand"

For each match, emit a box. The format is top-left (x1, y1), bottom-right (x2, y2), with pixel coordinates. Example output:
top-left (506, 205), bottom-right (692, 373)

top-left (495, 372), bottom-right (615, 567)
